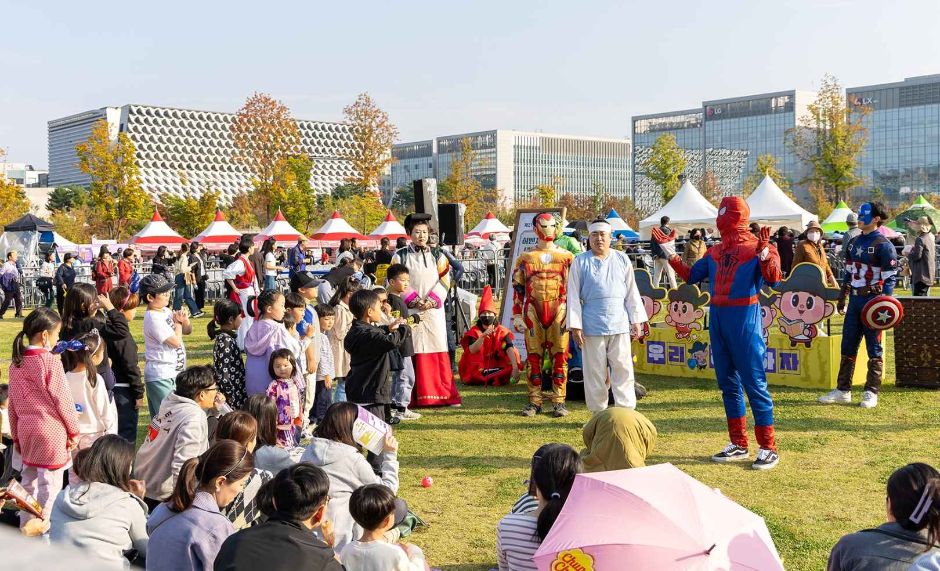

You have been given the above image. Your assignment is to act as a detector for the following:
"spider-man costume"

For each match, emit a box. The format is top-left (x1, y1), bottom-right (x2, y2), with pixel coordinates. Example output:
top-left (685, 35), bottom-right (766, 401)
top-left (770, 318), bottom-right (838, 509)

top-left (670, 197), bottom-right (782, 453)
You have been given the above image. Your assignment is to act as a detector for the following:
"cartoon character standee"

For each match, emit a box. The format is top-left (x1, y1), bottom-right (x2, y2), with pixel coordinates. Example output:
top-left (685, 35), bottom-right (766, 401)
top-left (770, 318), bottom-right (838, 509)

top-left (634, 268), bottom-right (667, 343)
top-left (664, 283), bottom-right (709, 340)
top-left (688, 341), bottom-right (709, 370)
top-left (758, 287), bottom-right (777, 346)
top-left (771, 263), bottom-right (840, 349)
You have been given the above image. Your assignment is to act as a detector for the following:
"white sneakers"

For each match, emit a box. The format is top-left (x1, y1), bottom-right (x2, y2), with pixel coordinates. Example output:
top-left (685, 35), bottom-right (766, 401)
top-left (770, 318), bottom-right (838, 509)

top-left (818, 389), bottom-right (879, 408)
top-left (818, 389), bottom-right (852, 404)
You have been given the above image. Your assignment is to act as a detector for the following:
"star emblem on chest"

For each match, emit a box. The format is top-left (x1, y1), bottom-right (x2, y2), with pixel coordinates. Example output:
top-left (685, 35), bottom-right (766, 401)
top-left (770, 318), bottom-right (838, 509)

top-left (854, 246), bottom-right (864, 257)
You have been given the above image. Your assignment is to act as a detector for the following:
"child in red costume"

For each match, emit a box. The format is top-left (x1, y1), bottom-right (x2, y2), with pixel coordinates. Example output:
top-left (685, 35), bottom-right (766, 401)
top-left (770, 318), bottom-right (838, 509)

top-left (667, 197), bottom-right (783, 470)
top-left (459, 286), bottom-right (521, 386)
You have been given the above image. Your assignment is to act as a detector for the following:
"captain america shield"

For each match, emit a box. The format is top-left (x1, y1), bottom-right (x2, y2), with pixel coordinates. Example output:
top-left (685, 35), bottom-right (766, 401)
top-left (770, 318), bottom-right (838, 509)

top-left (861, 295), bottom-right (904, 330)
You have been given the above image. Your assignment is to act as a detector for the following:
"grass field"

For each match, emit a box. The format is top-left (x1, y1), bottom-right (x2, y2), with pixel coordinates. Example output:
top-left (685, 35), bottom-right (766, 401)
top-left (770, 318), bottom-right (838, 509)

top-left (1, 309), bottom-right (937, 570)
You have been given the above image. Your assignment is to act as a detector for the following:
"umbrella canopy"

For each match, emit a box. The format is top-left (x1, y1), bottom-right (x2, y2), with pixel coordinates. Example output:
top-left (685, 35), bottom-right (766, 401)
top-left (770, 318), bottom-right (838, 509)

top-left (887, 195), bottom-right (940, 233)
top-left (254, 209), bottom-right (308, 246)
top-left (745, 175), bottom-right (817, 231)
top-left (639, 180), bottom-right (719, 239)
top-left (468, 211), bottom-right (511, 238)
top-left (130, 210), bottom-right (187, 247)
top-left (877, 224), bottom-right (901, 238)
top-left (193, 209), bottom-right (243, 249)
top-left (534, 464), bottom-right (784, 571)
top-left (309, 211), bottom-right (363, 242)
top-left (4, 213), bottom-right (53, 233)
top-left (606, 209), bottom-right (639, 239)
top-left (368, 211), bottom-right (408, 240)
top-left (821, 200), bottom-right (854, 233)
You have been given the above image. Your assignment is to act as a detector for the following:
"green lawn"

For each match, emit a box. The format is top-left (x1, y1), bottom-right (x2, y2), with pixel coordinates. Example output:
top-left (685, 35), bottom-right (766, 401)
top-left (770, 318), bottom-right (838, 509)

top-left (1, 311), bottom-right (937, 570)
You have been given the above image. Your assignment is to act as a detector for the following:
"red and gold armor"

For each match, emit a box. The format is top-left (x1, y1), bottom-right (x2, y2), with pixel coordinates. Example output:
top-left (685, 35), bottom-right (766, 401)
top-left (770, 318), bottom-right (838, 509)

top-left (512, 213), bottom-right (573, 406)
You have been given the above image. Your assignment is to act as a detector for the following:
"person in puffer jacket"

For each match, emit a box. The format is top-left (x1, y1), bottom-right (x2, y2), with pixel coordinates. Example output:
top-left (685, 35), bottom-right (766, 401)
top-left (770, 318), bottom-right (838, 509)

top-left (50, 435), bottom-right (149, 570)
top-left (134, 366), bottom-right (219, 508)
top-left (300, 402), bottom-right (399, 551)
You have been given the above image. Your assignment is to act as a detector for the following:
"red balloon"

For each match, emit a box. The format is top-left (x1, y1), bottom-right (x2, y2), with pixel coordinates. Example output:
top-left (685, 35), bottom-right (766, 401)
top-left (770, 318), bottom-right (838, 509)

top-left (421, 476), bottom-right (433, 488)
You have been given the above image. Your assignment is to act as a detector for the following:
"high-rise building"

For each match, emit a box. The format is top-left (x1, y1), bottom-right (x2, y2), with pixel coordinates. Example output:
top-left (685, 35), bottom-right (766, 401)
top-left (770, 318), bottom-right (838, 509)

top-left (48, 104), bottom-right (360, 201)
top-left (383, 130), bottom-right (632, 207)
top-left (632, 89), bottom-right (815, 211)
top-left (847, 74), bottom-right (940, 206)
top-left (1, 162), bottom-right (48, 187)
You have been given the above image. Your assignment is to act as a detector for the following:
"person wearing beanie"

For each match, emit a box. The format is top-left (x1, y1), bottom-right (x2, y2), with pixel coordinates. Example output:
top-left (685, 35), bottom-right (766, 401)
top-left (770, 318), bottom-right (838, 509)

top-left (458, 285), bottom-right (521, 387)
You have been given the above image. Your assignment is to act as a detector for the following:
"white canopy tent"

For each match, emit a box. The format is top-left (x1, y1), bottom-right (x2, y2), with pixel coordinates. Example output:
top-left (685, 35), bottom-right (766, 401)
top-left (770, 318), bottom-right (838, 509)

top-left (745, 175), bottom-right (817, 231)
top-left (639, 180), bottom-right (719, 239)
top-left (468, 212), bottom-right (511, 238)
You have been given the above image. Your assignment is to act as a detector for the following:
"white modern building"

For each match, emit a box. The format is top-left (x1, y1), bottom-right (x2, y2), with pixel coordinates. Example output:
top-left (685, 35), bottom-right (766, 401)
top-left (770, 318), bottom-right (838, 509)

top-left (383, 129), bottom-right (632, 207)
top-left (48, 104), bottom-right (360, 201)
top-left (1, 162), bottom-right (48, 187)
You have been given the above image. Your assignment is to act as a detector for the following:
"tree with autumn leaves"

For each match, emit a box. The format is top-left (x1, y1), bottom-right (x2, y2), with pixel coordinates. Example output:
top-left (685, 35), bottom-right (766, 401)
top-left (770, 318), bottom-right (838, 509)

top-left (438, 137), bottom-right (503, 225)
top-left (0, 149), bottom-right (31, 228)
top-left (74, 119), bottom-right (151, 239)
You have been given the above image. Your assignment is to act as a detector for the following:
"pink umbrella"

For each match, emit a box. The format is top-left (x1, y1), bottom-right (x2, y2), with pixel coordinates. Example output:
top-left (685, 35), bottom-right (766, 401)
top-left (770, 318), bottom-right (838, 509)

top-left (534, 464), bottom-right (784, 571)
top-left (877, 225), bottom-right (900, 238)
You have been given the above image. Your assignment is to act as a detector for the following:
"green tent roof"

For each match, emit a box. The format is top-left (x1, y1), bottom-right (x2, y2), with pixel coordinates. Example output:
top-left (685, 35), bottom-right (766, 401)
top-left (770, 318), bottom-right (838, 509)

top-left (887, 194), bottom-right (939, 233)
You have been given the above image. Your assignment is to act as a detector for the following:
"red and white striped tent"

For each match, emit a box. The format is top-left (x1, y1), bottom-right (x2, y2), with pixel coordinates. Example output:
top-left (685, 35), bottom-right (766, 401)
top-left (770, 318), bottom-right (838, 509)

top-left (130, 210), bottom-right (187, 250)
top-left (468, 211), bottom-right (511, 238)
top-left (309, 211), bottom-right (365, 243)
top-left (192, 210), bottom-right (242, 251)
top-left (367, 211), bottom-right (408, 240)
top-left (254, 210), bottom-right (307, 246)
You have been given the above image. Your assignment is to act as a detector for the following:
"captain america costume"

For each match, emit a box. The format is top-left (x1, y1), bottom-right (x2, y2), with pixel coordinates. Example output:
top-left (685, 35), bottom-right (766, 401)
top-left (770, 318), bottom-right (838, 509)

top-left (834, 203), bottom-right (898, 396)
top-left (670, 197), bottom-right (782, 466)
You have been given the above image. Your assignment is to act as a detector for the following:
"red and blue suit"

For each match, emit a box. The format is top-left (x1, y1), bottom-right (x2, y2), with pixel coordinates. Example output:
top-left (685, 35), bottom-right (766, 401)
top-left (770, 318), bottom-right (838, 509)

top-left (670, 197), bottom-right (782, 452)
top-left (836, 208), bottom-right (898, 393)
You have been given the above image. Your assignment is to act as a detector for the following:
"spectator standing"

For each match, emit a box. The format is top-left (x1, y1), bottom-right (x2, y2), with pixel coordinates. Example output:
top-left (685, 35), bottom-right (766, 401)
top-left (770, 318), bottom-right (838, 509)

top-left (0, 250), bottom-right (24, 318)
top-left (792, 220), bottom-right (838, 287)
top-left (38, 251), bottom-right (56, 309)
top-left (191, 242), bottom-right (208, 309)
top-left (906, 216), bottom-right (936, 296)
top-left (775, 227), bottom-right (795, 277)
top-left (172, 243), bottom-right (203, 317)
top-left (54, 253), bottom-right (77, 316)
top-left (93, 248), bottom-right (116, 296)
top-left (842, 213), bottom-right (862, 259)
top-left (117, 248), bottom-right (135, 288)
top-left (106, 286), bottom-right (144, 444)
top-left (650, 216), bottom-right (677, 289)
top-left (682, 228), bottom-right (707, 267)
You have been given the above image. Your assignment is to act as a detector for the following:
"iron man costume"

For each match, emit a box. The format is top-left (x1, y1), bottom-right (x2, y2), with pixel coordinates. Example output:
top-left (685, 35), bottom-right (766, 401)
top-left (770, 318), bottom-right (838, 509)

top-left (512, 213), bottom-right (573, 407)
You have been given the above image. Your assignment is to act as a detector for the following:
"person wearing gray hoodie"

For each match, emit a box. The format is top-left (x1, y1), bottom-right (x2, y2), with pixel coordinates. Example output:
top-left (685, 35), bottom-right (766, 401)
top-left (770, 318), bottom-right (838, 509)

top-left (134, 366), bottom-right (218, 506)
top-left (300, 402), bottom-right (399, 551)
top-left (50, 435), bottom-right (149, 570)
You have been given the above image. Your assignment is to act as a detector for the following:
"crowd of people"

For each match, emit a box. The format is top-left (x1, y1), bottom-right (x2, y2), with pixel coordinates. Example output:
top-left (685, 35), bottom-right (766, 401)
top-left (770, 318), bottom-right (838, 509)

top-left (0, 203), bottom-right (938, 570)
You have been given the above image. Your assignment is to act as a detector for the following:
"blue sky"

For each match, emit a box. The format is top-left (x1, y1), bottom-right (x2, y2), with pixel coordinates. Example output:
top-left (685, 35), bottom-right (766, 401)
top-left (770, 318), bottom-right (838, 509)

top-left (2, 0), bottom-right (939, 166)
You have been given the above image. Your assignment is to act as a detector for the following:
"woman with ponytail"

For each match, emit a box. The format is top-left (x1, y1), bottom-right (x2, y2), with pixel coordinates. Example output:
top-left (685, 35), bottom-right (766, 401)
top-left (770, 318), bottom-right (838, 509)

top-left (210, 299), bottom-right (247, 410)
top-left (495, 443), bottom-right (581, 571)
top-left (828, 462), bottom-right (940, 570)
top-left (146, 439), bottom-right (253, 571)
top-left (7, 307), bottom-right (80, 529)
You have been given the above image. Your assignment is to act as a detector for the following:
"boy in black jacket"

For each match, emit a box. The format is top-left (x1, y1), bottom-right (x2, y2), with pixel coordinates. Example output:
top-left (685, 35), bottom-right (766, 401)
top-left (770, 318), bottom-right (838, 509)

top-left (343, 288), bottom-right (411, 427)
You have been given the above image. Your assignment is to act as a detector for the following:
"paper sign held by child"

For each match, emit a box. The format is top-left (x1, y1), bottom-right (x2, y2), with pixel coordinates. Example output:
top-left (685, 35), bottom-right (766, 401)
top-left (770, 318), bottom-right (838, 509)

top-left (353, 405), bottom-right (390, 455)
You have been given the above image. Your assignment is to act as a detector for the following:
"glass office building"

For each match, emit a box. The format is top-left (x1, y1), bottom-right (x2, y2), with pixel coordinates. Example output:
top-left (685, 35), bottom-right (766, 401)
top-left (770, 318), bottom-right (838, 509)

top-left (632, 90), bottom-right (815, 211)
top-left (847, 74), bottom-right (940, 206)
top-left (383, 129), bottom-right (632, 207)
top-left (632, 109), bottom-right (704, 210)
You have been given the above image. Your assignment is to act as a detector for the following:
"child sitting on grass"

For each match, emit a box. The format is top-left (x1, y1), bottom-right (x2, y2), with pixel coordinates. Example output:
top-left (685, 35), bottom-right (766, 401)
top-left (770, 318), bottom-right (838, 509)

top-left (341, 484), bottom-right (426, 570)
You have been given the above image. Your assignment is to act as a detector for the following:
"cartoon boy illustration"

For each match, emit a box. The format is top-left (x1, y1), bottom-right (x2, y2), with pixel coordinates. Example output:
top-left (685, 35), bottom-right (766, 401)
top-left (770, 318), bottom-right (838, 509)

top-left (634, 268), bottom-right (667, 343)
top-left (665, 283), bottom-right (710, 340)
top-left (688, 340), bottom-right (709, 370)
top-left (759, 286), bottom-right (777, 346)
top-left (772, 262), bottom-right (840, 349)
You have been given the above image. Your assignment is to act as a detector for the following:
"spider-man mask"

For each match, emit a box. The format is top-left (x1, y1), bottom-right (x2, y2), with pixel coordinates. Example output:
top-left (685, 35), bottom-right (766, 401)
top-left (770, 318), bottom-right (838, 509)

top-left (716, 196), bottom-right (750, 240)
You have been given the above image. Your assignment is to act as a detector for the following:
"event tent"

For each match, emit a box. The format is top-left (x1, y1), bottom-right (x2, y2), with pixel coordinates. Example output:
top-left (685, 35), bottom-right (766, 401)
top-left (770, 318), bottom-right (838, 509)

top-left (308, 211), bottom-right (363, 243)
top-left (887, 195), bottom-right (939, 234)
top-left (605, 209), bottom-right (639, 239)
top-left (639, 180), bottom-right (718, 238)
top-left (746, 175), bottom-right (817, 231)
top-left (130, 210), bottom-right (188, 249)
top-left (468, 212), bottom-right (511, 238)
top-left (368, 211), bottom-right (408, 240)
top-left (821, 201), bottom-right (854, 234)
top-left (255, 209), bottom-right (308, 246)
top-left (193, 210), bottom-right (243, 250)
top-left (0, 213), bottom-right (56, 263)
